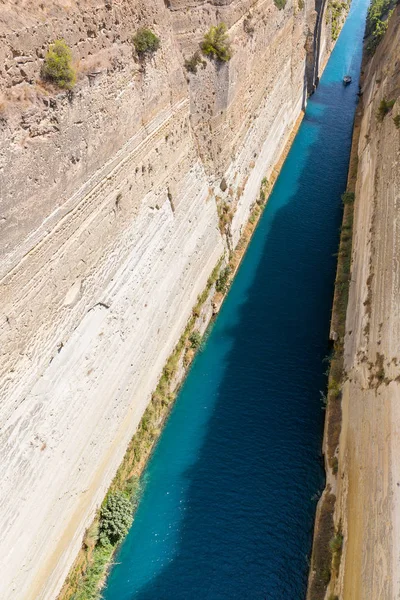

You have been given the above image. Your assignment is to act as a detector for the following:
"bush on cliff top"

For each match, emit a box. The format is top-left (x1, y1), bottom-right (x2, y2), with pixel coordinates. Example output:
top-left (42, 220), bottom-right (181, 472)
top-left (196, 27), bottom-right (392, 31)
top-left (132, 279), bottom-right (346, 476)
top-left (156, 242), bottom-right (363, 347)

top-left (274, 0), bottom-right (287, 10)
top-left (201, 24), bottom-right (232, 62)
top-left (133, 28), bottom-right (160, 56)
top-left (42, 39), bottom-right (76, 89)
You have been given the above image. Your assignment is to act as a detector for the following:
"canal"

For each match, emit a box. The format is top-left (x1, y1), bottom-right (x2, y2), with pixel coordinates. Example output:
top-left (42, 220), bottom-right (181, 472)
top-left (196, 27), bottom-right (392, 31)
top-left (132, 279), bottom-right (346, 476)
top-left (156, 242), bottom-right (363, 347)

top-left (103, 0), bottom-right (368, 597)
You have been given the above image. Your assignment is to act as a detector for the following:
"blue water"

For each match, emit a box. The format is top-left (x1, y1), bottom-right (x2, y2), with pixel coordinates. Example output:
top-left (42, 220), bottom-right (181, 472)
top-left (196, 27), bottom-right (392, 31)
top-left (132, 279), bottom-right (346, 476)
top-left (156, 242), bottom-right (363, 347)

top-left (103, 2), bottom-right (368, 598)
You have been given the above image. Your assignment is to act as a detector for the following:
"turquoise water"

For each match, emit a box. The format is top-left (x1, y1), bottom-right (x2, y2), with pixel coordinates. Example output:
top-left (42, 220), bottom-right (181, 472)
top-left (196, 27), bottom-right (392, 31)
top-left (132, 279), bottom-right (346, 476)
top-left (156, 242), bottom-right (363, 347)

top-left (103, 2), bottom-right (368, 598)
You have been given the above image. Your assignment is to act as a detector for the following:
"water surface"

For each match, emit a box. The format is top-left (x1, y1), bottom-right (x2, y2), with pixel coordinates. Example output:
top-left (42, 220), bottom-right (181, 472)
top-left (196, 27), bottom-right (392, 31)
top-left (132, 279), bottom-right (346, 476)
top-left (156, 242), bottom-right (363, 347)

top-left (103, 3), bottom-right (368, 597)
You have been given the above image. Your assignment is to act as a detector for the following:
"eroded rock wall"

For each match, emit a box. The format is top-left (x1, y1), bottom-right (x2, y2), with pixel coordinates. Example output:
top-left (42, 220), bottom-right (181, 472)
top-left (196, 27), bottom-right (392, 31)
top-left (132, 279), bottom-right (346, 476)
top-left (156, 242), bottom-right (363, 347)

top-left (0, 1), bottom-right (339, 598)
top-left (334, 8), bottom-right (400, 598)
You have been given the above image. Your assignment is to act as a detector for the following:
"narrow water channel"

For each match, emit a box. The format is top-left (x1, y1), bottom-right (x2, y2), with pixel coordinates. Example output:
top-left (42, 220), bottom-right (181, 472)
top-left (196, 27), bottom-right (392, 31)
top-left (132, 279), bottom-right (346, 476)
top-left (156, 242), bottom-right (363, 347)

top-left (103, 2), bottom-right (368, 597)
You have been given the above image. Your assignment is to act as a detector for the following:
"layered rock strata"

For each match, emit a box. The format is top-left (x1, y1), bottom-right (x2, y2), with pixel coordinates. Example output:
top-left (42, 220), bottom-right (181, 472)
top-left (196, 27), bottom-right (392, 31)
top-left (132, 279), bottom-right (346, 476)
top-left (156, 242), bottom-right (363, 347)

top-left (332, 8), bottom-right (400, 598)
top-left (0, 0), bottom-right (338, 597)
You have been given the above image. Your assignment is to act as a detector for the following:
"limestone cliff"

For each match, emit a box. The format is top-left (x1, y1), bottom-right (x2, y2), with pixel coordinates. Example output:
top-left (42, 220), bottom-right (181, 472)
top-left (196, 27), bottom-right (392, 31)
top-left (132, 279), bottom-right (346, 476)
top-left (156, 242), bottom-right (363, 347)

top-left (0, 1), bottom-right (339, 598)
top-left (329, 7), bottom-right (400, 598)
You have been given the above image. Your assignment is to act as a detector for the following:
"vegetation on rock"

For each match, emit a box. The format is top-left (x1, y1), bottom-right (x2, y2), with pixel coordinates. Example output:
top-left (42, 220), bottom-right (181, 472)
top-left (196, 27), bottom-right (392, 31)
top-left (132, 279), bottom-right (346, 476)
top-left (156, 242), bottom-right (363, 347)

top-left (216, 266), bottom-right (231, 294)
top-left (328, 1), bottom-right (349, 40)
top-left (42, 40), bottom-right (76, 89)
top-left (376, 97), bottom-right (396, 122)
top-left (274, 0), bottom-right (287, 10)
top-left (133, 28), bottom-right (161, 56)
top-left (189, 330), bottom-right (202, 349)
top-left (98, 492), bottom-right (133, 547)
top-left (201, 24), bottom-right (232, 62)
top-left (184, 51), bottom-right (206, 74)
top-left (243, 15), bottom-right (255, 35)
top-left (341, 191), bottom-right (355, 204)
top-left (365, 0), bottom-right (396, 54)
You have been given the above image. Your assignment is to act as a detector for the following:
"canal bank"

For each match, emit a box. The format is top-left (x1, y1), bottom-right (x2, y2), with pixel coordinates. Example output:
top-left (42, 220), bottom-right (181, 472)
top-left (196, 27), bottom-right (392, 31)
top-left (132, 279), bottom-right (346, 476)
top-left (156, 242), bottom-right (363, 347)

top-left (101, 0), bottom-right (369, 597)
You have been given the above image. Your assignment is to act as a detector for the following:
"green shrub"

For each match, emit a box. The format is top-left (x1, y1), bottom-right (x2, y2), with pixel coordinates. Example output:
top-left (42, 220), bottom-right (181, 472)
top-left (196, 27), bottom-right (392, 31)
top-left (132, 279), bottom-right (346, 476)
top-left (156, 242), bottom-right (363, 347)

top-left (321, 565), bottom-right (331, 585)
top-left (328, 378), bottom-right (341, 398)
top-left (332, 456), bottom-right (339, 474)
top-left (201, 24), bottom-right (232, 62)
top-left (41, 39), bottom-right (76, 89)
top-left (189, 330), bottom-right (202, 349)
top-left (366, 0), bottom-right (395, 54)
top-left (133, 28), bottom-right (160, 56)
top-left (274, 0), bottom-right (287, 9)
top-left (341, 191), bottom-right (355, 204)
top-left (298, 0), bottom-right (305, 8)
top-left (329, 1), bottom-right (349, 40)
top-left (98, 492), bottom-right (133, 546)
top-left (329, 533), bottom-right (343, 553)
top-left (215, 266), bottom-right (231, 293)
top-left (393, 114), bottom-right (400, 128)
top-left (184, 51), bottom-right (206, 74)
top-left (376, 98), bottom-right (396, 122)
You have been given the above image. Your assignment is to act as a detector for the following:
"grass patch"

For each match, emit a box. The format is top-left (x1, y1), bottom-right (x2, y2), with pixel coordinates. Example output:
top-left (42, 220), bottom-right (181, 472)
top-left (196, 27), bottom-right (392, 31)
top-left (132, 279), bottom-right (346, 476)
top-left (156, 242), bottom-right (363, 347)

top-left (342, 191), bottom-right (355, 204)
top-left (330, 530), bottom-right (344, 574)
top-left (72, 545), bottom-right (113, 600)
top-left (376, 98), bottom-right (396, 122)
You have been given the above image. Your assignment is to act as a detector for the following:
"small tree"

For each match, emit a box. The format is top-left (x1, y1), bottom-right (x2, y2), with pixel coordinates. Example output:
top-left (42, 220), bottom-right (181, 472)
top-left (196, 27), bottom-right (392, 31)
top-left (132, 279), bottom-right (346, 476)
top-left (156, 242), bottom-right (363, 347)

top-left (42, 40), bottom-right (76, 89)
top-left (133, 28), bottom-right (161, 56)
top-left (189, 330), bottom-right (202, 349)
top-left (216, 266), bottom-right (231, 293)
top-left (201, 24), bottom-right (232, 62)
top-left (98, 492), bottom-right (133, 547)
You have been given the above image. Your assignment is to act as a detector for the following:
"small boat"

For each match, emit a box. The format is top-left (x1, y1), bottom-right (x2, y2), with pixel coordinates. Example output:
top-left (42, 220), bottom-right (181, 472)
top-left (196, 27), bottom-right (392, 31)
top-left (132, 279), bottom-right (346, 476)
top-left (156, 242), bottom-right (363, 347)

top-left (343, 75), bottom-right (352, 85)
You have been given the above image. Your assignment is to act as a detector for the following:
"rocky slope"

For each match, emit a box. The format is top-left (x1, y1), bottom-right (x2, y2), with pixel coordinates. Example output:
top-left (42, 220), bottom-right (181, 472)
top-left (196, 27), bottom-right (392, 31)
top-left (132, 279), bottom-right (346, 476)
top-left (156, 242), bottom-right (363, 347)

top-left (331, 7), bottom-right (400, 598)
top-left (0, 1), bottom-right (339, 598)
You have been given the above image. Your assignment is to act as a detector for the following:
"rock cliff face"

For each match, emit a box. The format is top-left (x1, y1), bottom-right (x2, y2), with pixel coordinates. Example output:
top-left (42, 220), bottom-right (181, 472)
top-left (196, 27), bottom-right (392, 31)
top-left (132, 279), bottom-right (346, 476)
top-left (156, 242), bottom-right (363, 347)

top-left (0, 1), bottom-right (338, 598)
top-left (333, 8), bottom-right (400, 598)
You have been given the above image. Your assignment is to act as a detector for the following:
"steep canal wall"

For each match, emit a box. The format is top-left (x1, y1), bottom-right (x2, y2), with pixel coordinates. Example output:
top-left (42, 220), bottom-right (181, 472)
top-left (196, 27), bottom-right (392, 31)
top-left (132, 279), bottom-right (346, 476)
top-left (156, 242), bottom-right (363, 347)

top-left (335, 6), bottom-right (400, 599)
top-left (0, 1), bottom-right (347, 598)
top-left (308, 4), bottom-right (400, 599)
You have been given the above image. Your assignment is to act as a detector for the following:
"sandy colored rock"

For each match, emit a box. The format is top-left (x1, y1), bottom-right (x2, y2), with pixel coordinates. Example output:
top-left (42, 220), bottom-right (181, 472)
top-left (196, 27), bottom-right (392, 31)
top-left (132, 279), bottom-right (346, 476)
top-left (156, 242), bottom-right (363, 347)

top-left (0, 0), bottom-right (339, 598)
top-left (335, 9), bottom-right (400, 598)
